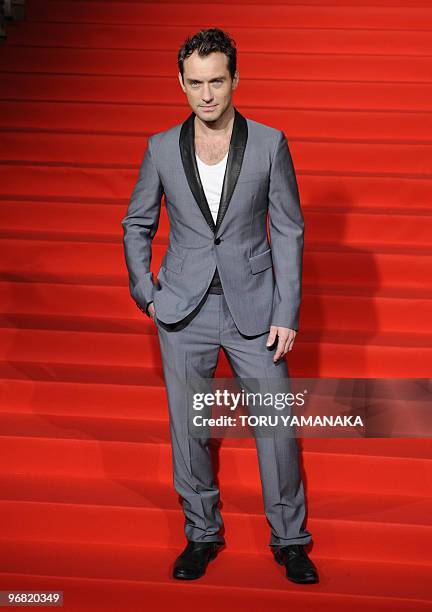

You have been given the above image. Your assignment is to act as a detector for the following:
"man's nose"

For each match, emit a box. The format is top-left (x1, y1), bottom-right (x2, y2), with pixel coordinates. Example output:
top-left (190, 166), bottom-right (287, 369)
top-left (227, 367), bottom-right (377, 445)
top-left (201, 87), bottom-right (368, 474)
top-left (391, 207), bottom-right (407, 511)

top-left (201, 85), bottom-right (213, 101)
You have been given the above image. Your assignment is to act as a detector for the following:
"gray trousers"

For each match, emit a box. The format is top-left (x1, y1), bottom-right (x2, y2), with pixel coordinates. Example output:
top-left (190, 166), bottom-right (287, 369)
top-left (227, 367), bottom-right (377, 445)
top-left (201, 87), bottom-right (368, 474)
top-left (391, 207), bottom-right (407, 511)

top-left (155, 290), bottom-right (312, 547)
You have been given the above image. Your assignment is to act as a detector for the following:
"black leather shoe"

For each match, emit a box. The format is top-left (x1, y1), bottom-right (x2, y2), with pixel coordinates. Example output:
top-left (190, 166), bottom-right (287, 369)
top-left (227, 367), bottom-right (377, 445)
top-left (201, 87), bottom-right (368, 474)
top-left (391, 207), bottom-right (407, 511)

top-left (173, 541), bottom-right (222, 580)
top-left (273, 544), bottom-right (319, 584)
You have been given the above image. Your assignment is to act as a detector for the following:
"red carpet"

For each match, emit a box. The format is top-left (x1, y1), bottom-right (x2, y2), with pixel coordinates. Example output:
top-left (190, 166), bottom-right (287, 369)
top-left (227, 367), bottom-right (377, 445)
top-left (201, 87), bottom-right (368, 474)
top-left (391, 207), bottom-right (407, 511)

top-left (0, 1), bottom-right (431, 609)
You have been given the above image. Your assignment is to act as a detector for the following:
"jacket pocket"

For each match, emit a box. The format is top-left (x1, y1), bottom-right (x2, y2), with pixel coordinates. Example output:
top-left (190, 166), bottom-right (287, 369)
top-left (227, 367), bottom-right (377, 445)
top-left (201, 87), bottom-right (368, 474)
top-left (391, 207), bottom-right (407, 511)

top-left (249, 248), bottom-right (273, 274)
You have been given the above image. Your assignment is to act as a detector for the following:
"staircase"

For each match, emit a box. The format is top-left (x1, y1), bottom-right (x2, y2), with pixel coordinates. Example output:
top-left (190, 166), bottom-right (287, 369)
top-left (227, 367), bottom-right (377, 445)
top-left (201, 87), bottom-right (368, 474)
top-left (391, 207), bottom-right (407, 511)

top-left (0, 1), bottom-right (431, 609)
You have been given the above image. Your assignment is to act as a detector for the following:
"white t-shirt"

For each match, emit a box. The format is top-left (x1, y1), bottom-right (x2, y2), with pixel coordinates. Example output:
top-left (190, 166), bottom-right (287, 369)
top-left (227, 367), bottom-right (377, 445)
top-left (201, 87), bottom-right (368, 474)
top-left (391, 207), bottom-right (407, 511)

top-left (195, 152), bottom-right (229, 224)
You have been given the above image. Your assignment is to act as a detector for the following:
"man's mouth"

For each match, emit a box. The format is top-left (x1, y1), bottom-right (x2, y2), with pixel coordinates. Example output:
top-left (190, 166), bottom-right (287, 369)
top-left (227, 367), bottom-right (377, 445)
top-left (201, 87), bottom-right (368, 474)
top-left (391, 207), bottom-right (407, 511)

top-left (200, 105), bottom-right (218, 112)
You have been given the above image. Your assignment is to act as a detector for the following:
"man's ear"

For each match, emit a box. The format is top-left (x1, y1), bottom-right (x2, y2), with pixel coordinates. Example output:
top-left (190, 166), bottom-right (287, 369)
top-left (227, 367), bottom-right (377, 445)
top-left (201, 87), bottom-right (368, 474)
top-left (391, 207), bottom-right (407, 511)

top-left (178, 71), bottom-right (185, 91)
top-left (232, 70), bottom-right (239, 90)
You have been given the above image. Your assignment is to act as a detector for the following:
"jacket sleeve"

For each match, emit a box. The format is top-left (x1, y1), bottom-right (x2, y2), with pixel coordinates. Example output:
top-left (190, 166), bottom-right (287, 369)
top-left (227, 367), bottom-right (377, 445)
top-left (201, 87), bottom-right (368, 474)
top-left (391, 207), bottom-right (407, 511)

top-left (268, 130), bottom-right (305, 331)
top-left (121, 135), bottom-right (163, 317)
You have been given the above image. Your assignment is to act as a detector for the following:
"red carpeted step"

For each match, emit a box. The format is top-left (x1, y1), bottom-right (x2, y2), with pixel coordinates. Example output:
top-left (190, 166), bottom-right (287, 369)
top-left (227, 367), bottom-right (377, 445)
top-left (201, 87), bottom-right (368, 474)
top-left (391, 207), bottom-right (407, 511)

top-left (0, 346), bottom-right (430, 379)
top-left (0, 539), bottom-right (431, 606)
top-left (1, 435), bottom-right (430, 498)
top-left (0, 406), bottom-right (430, 449)
top-left (0, 326), bottom-right (432, 367)
top-left (0, 377), bottom-right (431, 458)
top-left (3, 73), bottom-right (432, 113)
top-left (0, 199), bottom-right (146, 241)
top-left (6, 343), bottom-right (413, 380)
top-left (1, 569), bottom-right (431, 612)
top-left (1, 288), bottom-right (431, 337)
top-left (0, 349), bottom-right (429, 378)
top-left (4, 43), bottom-right (432, 85)
top-left (25, 0), bottom-right (432, 31)
top-left (4, 130), bottom-right (432, 179)
top-left (0, 498), bottom-right (431, 562)
top-left (1, 164), bottom-right (431, 213)
top-left (1, 239), bottom-right (430, 291)
top-left (1, 281), bottom-right (431, 335)
top-left (2, 199), bottom-right (432, 254)
top-left (2, 472), bottom-right (431, 528)
top-left (1, 377), bottom-right (431, 459)
top-left (1, 102), bottom-right (432, 144)
top-left (6, 21), bottom-right (432, 57)
top-left (1, 326), bottom-right (431, 378)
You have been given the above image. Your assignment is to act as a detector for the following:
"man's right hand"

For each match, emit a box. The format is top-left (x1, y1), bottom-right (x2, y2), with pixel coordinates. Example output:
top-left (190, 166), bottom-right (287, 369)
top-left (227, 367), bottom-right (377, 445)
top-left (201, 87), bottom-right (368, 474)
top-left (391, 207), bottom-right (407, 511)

top-left (135, 300), bottom-right (156, 321)
top-left (147, 301), bottom-right (156, 320)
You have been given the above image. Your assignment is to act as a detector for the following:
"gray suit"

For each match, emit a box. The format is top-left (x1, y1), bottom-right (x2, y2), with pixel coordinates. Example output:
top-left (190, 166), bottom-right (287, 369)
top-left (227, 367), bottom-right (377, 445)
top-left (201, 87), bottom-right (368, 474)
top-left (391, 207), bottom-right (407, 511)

top-left (121, 107), bottom-right (312, 547)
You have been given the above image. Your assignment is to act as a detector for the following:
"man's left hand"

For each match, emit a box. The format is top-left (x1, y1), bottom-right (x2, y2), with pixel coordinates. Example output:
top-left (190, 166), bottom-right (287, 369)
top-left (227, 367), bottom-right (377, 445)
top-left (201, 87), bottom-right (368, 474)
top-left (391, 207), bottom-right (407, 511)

top-left (266, 326), bottom-right (297, 362)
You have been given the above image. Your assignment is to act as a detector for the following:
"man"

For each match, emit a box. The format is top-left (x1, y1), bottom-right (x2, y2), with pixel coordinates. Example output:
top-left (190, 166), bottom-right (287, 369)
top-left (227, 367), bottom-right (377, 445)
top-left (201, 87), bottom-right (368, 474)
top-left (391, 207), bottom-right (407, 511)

top-left (121, 27), bottom-right (318, 585)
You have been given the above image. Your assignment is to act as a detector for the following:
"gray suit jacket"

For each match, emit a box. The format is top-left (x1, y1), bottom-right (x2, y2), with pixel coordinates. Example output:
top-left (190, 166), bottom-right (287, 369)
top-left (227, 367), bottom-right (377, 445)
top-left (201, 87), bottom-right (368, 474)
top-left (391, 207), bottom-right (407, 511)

top-left (121, 106), bottom-right (304, 336)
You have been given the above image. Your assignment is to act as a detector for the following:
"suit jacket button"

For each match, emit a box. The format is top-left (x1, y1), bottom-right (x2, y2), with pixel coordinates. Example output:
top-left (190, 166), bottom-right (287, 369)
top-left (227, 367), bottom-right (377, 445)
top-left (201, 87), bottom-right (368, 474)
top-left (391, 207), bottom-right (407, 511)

top-left (214, 237), bottom-right (221, 245)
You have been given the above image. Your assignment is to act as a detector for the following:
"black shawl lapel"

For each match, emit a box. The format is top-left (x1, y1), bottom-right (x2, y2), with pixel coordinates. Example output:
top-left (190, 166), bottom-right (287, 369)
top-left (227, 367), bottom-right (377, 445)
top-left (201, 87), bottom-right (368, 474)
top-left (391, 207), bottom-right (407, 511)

top-left (179, 106), bottom-right (248, 235)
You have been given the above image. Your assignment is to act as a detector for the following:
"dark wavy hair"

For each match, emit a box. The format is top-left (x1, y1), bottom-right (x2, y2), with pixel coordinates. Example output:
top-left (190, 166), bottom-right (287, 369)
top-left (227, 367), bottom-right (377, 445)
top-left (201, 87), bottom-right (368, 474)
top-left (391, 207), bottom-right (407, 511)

top-left (178, 28), bottom-right (237, 82)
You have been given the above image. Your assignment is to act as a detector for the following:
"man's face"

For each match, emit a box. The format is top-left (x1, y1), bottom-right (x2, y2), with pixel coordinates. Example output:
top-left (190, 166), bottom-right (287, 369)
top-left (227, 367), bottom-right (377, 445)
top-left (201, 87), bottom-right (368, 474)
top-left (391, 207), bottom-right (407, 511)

top-left (178, 51), bottom-right (239, 123)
